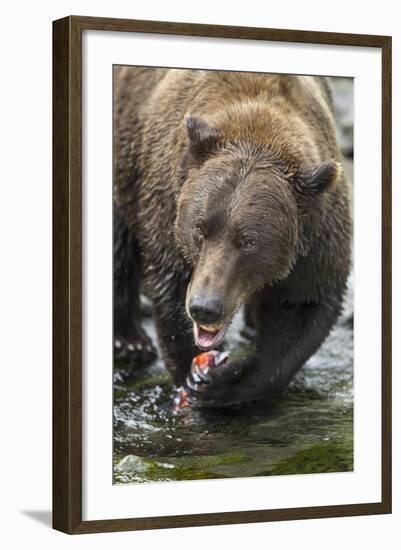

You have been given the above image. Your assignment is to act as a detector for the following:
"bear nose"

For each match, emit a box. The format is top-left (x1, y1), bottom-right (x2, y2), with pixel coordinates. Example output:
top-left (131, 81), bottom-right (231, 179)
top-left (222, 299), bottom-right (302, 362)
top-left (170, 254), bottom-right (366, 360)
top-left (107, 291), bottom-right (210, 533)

top-left (189, 295), bottom-right (224, 324)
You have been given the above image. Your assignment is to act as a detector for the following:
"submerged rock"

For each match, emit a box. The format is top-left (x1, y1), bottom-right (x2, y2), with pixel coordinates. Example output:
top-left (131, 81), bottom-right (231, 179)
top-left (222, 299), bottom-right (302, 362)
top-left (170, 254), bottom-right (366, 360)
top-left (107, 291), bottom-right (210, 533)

top-left (115, 455), bottom-right (150, 474)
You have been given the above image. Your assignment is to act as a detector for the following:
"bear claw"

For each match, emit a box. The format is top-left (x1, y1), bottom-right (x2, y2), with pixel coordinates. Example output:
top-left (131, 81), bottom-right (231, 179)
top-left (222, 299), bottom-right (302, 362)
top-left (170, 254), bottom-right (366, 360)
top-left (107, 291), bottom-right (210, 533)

top-left (185, 350), bottom-right (232, 406)
top-left (114, 332), bottom-right (157, 367)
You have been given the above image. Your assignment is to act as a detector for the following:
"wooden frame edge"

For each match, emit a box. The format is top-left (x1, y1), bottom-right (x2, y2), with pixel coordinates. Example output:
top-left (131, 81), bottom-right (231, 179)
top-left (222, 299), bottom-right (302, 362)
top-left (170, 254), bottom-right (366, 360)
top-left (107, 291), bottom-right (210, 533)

top-left (52, 15), bottom-right (392, 534)
top-left (65, 14), bottom-right (390, 47)
top-left (381, 34), bottom-right (392, 515)
top-left (53, 16), bottom-right (82, 534)
top-left (73, 502), bottom-right (387, 534)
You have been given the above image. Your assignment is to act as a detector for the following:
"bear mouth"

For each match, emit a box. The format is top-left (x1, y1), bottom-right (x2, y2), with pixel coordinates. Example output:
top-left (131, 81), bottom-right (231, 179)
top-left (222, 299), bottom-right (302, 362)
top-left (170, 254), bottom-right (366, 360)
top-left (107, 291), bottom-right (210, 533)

top-left (193, 321), bottom-right (228, 350)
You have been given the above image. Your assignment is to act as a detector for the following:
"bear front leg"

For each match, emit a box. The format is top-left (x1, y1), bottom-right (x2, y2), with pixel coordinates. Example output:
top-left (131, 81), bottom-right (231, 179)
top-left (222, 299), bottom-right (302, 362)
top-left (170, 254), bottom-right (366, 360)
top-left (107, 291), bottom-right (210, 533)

top-left (113, 208), bottom-right (157, 366)
top-left (186, 297), bottom-right (342, 407)
top-left (151, 286), bottom-right (199, 386)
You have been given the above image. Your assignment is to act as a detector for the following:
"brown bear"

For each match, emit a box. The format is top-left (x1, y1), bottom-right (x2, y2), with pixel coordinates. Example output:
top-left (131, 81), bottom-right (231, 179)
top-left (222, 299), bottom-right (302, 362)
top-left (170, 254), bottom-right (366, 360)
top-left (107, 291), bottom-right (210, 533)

top-left (113, 67), bottom-right (351, 407)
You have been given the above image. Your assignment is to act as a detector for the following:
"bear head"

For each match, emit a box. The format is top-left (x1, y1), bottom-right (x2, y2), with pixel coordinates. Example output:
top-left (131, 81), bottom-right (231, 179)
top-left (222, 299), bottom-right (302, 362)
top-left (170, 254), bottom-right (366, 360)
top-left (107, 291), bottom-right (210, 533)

top-left (175, 114), bottom-right (341, 350)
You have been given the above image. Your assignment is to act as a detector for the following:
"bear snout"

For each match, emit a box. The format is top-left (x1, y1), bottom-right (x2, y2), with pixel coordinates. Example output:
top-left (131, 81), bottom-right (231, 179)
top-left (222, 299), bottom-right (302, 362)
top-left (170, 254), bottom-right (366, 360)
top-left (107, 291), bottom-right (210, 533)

top-left (188, 294), bottom-right (224, 325)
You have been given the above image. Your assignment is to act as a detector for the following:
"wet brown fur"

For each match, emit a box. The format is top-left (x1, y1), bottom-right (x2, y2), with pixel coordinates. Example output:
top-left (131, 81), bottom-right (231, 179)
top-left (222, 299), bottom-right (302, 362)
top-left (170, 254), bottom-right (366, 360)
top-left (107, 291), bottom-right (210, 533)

top-left (114, 67), bottom-right (351, 406)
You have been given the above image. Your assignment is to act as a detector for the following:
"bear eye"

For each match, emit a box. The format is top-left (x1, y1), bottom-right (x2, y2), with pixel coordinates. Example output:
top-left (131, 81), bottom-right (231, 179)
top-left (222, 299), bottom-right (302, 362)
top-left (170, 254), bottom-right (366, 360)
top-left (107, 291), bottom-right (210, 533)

top-left (195, 224), bottom-right (205, 240)
top-left (242, 237), bottom-right (256, 251)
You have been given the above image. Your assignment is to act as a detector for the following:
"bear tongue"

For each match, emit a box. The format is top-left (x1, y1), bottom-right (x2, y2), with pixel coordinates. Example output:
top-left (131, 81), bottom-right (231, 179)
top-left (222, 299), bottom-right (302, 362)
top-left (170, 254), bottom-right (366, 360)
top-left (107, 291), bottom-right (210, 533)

top-left (197, 327), bottom-right (217, 348)
top-left (194, 323), bottom-right (226, 349)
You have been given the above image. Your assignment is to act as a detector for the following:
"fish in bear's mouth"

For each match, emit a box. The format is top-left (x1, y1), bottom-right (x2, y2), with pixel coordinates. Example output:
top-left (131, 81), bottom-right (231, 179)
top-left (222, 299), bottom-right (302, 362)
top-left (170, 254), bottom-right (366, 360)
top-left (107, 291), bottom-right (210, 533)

top-left (193, 321), bottom-right (229, 350)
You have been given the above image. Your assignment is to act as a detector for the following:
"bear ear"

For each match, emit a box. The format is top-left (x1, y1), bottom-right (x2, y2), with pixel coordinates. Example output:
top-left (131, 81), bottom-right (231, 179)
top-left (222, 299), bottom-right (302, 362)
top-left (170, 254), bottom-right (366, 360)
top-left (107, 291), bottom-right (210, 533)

top-left (185, 114), bottom-right (221, 155)
top-left (298, 160), bottom-right (342, 195)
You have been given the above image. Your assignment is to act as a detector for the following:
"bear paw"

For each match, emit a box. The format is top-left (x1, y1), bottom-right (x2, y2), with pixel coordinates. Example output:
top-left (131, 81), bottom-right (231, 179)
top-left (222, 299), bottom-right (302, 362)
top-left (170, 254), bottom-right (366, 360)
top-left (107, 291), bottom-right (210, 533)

top-left (114, 329), bottom-right (157, 367)
top-left (185, 350), bottom-right (245, 407)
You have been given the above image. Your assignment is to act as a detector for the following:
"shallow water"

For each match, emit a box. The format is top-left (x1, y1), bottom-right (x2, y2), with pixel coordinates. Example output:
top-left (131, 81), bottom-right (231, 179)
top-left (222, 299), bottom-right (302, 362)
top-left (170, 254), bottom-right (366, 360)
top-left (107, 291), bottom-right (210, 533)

top-left (113, 280), bottom-right (353, 484)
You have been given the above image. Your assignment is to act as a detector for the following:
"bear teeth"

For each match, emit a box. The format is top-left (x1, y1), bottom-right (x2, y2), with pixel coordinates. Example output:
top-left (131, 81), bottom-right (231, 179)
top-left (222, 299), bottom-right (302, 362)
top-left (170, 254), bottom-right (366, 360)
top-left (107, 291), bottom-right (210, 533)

top-left (199, 324), bottom-right (221, 334)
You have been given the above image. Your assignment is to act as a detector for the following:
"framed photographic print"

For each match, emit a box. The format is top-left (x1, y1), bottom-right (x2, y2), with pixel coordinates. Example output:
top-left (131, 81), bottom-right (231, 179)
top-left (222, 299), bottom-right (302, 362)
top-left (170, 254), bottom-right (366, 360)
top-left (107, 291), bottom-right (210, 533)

top-left (52, 16), bottom-right (392, 534)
